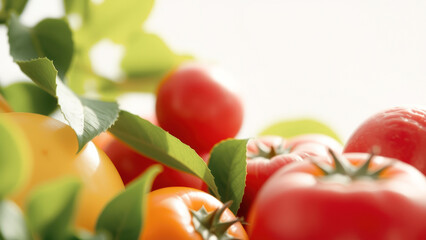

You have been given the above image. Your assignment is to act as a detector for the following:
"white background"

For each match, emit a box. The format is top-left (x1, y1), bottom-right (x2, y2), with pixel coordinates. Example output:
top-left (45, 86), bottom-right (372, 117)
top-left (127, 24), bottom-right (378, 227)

top-left (1, 0), bottom-right (426, 142)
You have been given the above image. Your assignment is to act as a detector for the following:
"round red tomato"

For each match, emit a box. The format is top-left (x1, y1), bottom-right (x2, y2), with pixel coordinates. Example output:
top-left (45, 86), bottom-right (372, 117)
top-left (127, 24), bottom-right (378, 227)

top-left (344, 107), bottom-right (426, 175)
top-left (248, 151), bottom-right (426, 240)
top-left (96, 131), bottom-right (208, 190)
top-left (140, 187), bottom-right (248, 240)
top-left (238, 134), bottom-right (342, 218)
top-left (155, 63), bottom-right (244, 153)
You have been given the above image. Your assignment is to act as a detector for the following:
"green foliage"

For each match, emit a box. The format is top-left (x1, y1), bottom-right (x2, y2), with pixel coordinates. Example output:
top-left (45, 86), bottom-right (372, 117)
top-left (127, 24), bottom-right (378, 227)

top-left (0, 0), bottom-right (28, 23)
top-left (259, 118), bottom-right (342, 143)
top-left (2, 82), bottom-right (57, 115)
top-left (96, 165), bottom-right (162, 240)
top-left (0, 115), bottom-right (31, 199)
top-left (26, 177), bottom-right (82, 240)
top-left (8, 14), bottom-right (74, 79)
top-left (0, 200), bottom-right (31, 240)
top-left (109, 111), bottom-right (220, 197)
top-left (16, 58), bottom-right (119, 151)
top-left (208, 139), bottom-right (249, 214)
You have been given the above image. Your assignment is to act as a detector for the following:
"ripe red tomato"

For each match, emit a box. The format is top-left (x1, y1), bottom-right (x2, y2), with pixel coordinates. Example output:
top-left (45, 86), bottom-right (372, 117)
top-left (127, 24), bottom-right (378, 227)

top-left (155, 63), bottom-right (244, 153)
top-left (344, 107), bottom-right (426, 175)
top-left (96, 131), bottom-right (208, 190)
top-left (238, 134), bottom-right (342, 218)
top-left (248, 151), bottom-right (426, 240)
top-left (140, 187), bottom-right (248, 240)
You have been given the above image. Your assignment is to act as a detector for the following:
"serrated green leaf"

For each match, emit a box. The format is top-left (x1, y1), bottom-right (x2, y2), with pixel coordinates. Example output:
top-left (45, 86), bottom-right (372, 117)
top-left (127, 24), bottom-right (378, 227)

top-left (16, 58), bottom-right (119, 151)
top-left (259, 118), bottom-right (342, 144)
top-left (2, 82), bottom-right (57, 115)
top-left (7, 14), bottom-right (73, 79)
top-left (109, 111), bottom-right (220, 197)
top-left (26, 177), bottom-right (82, 240)
top-left (0, 200), bottom-right (32, 240)
top-left (208, 139), bottom-right (248, 214)
top-left (0, 115), bottom-right (31, 199)
top-left (96, 165), bottom-right (162, 240)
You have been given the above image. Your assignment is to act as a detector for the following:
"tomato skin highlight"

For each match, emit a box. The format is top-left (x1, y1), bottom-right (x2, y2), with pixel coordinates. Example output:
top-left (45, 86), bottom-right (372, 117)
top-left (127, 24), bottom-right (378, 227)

top-left (248, 153), bottom-right (426, 240)
top-left (155, 63), bottom-right (244, 153)
top-left (344, 107), bottom-right (426, 175)
top-left (238, 134), bottom-right (342, 218)
top-left (4, 112), bottom-right (124, 231)
top-left (140, 187), bottom-right (248, 240)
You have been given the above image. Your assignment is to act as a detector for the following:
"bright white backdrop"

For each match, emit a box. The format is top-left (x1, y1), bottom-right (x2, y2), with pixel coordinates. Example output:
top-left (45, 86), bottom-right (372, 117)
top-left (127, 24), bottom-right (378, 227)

top-left (1, 0), bottom-right (426, 142)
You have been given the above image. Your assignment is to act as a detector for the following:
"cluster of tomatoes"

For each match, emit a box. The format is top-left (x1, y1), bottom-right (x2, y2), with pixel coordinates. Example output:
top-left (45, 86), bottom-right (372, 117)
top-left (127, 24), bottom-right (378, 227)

top-left (3, 63), bottom-right (426, 240)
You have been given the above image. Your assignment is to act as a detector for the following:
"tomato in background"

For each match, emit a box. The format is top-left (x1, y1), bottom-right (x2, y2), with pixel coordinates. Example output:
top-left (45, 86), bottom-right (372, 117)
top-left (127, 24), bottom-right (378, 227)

top-left (95, 130), bottom-right (209, 190)
top-left (140, 187), bottom-right (248, 240)
top-left (344, 107), bottom-right (426, 175)
top-left (155, 63), bottom-right (244, 153)
top-left (248, 152), bottom-right (426, 240)
top-left (238, 134), bottom-right (342, 218)
top-left (4, 112), bottom-right (124, 231)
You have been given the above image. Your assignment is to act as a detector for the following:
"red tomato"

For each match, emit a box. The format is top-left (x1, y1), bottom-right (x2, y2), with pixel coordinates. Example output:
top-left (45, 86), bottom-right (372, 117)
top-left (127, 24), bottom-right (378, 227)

top-left (344, 107), bottom-right (426, 175)
top-left (140, 187), bottom-right (248, 240)
top-left (96, 131), bottom-right (208, 190)
top-left (238, 134), bottom-right (342, 218)
top-left (155, 63), bottom-right (244, 153)
top-left (248, 151), bottom-right (426, 240)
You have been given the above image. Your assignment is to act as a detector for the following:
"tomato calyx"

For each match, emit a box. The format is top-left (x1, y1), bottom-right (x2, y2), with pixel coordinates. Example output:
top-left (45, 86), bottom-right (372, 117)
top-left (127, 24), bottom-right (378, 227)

top-left (247, 140), bottom-right (290, 160)
top-left (191, 201), bottom-right (244, 240)
top-left (312, 149), bottom-right (393, 183)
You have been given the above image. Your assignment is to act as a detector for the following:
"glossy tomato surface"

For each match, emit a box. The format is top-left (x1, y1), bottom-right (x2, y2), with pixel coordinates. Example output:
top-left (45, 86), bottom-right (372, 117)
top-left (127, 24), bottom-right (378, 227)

top-left (155, 63), bottom-right (243, 153)
top-left (238, 134), bottom-right (342, 218)
top-left (248, 152), bottom-right (426, 240)
top-left (5, 113), bottom-right (124, 231)
top-left (140, 187), bottom-right (248, 240)
top-left (344, 107), bottom-right (426, 175)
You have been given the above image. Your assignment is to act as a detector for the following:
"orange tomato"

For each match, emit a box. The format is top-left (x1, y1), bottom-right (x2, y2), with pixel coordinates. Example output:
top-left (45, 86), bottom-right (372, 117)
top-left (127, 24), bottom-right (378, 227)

top-left (4, 112), bottom-right (124, 231)
top-left (140, 187), bottom-right (248, 240)
top-left (0, 95), bottom-right (12, 113)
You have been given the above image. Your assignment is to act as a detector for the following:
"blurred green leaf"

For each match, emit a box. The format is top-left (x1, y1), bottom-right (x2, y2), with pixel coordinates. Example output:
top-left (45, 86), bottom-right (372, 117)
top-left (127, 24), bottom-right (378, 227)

top-left (0, 115), bottom-right (31, 199)
top-left (259, 118), bottom-right (342, 144)
top-left (17, 58), bottom-right (119, 151)
top-left (2, 82), bottom-right (57, 115)
top-left (109, 111), bottom-right (220, 197)
top-left (8, 14), bottom-right (74, 79)
top-left (26, 177), bottom-right (82, 240)
top-left (208, 139), bottom-right (248, 214)
top-left (64, 0), bottom-right (89, 20)
top-left (122, 32), bottom-right (180, 78)
top-left (96, 165), bottom-right (162, 240)
top-left (0, 0), bottom-right (28, 23)
top-left (0, 200), bottom-right (31, 240)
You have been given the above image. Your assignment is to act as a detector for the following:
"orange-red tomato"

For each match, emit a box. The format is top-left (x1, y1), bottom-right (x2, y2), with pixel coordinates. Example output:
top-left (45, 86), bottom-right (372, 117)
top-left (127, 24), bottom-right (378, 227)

top-left (4, 112), bottom-right (124, 231)
top-left (140, 187), bottom-right (248, 240)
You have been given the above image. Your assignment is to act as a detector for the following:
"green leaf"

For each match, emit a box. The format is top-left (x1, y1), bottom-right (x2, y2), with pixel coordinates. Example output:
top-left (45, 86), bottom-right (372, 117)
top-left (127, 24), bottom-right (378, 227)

top-left (259, 118), bottom-right (343, 144)
top-left (8, 14), bottom-right (74, 79)
top-left (0, 115), bottom-right (31, 198)
top-left (0, 200), bottom-right (31, 240)
top-left (16, 58), bottom-right (119, 151)
top-left (26, 177), bottom-right (82, 240)
top-left (2, 82), bottom-right (57, 115)
top-left (2, 0), bottom-right (28, 15)
top-left (122, 32), bottom-right (180, 78)
top-left (64, 0), bottom-right (89, 20)
top-left (109, 111), bottom-right (220, 197)
top-left (96, 165), bottom-right (162, 240)
top-left (77, 0), bottom-right (154, 45)
top-left (208, 139), bottom-right (248, 214)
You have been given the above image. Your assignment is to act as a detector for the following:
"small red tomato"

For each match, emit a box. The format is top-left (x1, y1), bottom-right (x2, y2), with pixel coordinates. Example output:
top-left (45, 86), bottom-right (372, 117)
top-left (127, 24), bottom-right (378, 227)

top-left (140, 187), bottom-right (248, 240)
top-left (248, 151), bottom-right (426, 240)
top-left (155, 63), bottom-right (244, 153)
top-left (344, 107), bottom-right (426, 175)
top-left (238, 134), bottom-right (342, 218)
